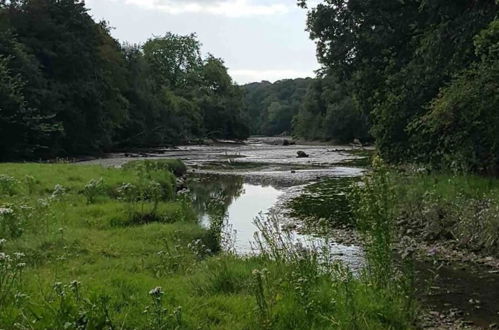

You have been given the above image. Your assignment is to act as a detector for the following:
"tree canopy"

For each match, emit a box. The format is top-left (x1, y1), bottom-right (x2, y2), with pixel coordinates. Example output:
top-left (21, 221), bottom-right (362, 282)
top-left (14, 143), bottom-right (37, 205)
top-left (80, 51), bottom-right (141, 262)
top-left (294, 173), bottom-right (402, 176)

top-left (300, 0), bottom-right (499, 174)
top-left (0, 0), bottom-right (249, 160)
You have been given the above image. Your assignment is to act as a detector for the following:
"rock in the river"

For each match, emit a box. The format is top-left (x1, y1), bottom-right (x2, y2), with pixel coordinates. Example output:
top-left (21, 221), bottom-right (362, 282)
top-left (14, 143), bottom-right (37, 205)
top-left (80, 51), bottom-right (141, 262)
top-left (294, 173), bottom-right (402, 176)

top-left (297, 151), bottom-right (309, 158)
top-left (282, 139), bottom-right (296, 146)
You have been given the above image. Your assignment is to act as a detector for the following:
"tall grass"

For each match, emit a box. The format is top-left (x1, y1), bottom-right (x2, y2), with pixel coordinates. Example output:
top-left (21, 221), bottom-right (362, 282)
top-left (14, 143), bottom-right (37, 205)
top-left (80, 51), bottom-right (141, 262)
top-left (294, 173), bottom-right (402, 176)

top-left (390, 167), bottom-right (499, 256)
top-left (0, 160), bottom-right (418, 329)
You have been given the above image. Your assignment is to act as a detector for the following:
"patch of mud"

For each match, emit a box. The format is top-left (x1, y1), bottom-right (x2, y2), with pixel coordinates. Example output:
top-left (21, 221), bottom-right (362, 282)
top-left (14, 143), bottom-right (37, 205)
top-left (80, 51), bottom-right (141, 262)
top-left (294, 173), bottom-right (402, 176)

top-left (417, 261), bottom-right (499, 328)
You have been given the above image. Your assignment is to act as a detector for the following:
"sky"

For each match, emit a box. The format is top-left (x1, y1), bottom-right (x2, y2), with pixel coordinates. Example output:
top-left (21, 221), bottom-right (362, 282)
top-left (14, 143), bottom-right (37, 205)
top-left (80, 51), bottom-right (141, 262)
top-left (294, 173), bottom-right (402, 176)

top-left (84, 0), bottom-right (320, 84)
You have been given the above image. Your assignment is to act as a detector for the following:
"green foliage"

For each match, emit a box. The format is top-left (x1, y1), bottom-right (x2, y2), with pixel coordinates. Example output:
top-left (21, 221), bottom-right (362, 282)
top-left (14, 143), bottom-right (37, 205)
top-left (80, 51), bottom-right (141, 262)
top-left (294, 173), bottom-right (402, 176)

top-left (409, 19), bottom-right (499, 174)
top-left (293, 74), bottom-right (371, 143)
top-left (0, 2), bottom-right (248, 160)
top-left (0, 162), bottom-right (419, 328)
top-left (350, 158), bottom-right (417, 320)
top-left (242, 78), bottom-right (312, 136)
top-left (302, 0), bottom-right (499, 172)
top-left (124, 159), bottom-right (187, 177)
top-left (391, 170), bottom-right (499, 256)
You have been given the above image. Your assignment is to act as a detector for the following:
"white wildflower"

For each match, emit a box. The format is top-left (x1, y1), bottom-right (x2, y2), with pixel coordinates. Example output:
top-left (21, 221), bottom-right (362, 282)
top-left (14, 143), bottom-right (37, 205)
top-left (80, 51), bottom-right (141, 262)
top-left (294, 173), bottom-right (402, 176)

top-left (149, 286), bottom-right (164, 297)
top-left (0, 207), bottom-right (14, 216)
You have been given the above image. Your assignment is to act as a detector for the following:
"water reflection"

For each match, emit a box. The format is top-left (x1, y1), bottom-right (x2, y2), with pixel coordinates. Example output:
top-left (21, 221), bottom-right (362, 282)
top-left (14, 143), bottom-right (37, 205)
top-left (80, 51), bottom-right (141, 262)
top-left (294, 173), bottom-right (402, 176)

top-left (188, 174), bottom-right (283, 252)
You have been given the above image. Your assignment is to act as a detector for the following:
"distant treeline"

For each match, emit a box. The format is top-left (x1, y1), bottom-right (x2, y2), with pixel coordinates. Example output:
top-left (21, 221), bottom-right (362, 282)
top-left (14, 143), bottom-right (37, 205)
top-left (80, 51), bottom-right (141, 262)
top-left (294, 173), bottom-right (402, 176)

top-left (0, 0), bottom-right (249, 161)
top-left (242, 78), bottom-right (310, 137)
top-left (300, 0), bottom-right (499, 174)
top-left (242, 77), bottom-right (371, 144)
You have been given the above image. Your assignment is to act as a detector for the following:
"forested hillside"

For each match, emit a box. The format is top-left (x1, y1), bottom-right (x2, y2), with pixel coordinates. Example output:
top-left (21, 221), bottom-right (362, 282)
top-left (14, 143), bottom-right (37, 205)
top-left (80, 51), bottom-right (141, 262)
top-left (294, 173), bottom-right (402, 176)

top-left (241, 76), bottom-right (371, 144)
top-left (242, 78), bottom-right (312, 136)
top-left (0, 0), bottom-right (249, 161)
top-left (300, 0), bottom-right (499, 174)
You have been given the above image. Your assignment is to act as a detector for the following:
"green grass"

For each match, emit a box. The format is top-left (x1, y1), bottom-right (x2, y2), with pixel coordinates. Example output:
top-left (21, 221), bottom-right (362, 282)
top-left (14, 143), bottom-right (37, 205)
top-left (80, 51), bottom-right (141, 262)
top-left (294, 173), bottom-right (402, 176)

top-left (390, 170), bottom-right (499, 256)
top-left (0, 161), bottom-right (417, 329)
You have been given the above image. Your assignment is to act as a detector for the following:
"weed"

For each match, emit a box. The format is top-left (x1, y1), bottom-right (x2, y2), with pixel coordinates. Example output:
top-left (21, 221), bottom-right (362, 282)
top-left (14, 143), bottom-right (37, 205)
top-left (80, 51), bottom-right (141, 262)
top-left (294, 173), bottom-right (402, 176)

top-left (24, 175), bottom-right (37, 195)
top-left (145, 287), bottom-right (182, 330)
top-left (82, 178), bottom-right (105, 204)
top-left (0, 174), bottom-right (18, 196)
top-left (0, 248), bottom-right (25, 306)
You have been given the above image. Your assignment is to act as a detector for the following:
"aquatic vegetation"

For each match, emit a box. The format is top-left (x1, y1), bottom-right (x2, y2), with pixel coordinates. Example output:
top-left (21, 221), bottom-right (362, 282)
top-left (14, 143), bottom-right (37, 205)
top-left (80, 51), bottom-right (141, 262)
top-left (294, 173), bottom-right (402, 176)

top-left (287, 177), bottom-right (359, 232)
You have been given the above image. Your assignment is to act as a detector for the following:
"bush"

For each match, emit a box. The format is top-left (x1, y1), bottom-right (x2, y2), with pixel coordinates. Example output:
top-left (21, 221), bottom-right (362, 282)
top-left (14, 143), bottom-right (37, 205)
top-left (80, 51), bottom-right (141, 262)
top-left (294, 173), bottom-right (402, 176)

top-left (124, 159), bottom-right (187, 177)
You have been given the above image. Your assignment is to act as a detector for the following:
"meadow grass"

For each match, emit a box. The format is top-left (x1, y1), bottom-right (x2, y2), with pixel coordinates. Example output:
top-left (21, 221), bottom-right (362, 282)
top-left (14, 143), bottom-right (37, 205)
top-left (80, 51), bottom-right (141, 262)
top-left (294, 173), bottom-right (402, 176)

top-left (0, 160), bottom-right (417, 329)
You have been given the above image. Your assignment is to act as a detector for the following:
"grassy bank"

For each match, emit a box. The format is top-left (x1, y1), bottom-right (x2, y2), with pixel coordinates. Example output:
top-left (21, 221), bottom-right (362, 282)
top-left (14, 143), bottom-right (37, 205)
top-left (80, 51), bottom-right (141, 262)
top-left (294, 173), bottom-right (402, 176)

top-left (0, 161), bottom-right (416, 329)
top-left (390, 168), bottom-right (499, 261)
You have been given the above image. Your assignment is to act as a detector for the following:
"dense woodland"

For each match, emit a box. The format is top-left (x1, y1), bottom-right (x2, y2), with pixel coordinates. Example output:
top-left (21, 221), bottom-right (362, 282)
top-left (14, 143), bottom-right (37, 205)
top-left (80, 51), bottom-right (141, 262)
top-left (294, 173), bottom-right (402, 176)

top-left (242, 78), bottom-right (312, 136)
top-left (1, 0), bottom-right (498, 174)
top-left (0, 0), bottom-right (249, 161)
top-left (300, 0), bottom-right (499, 174)
top-left (242, 77), bottom-right (371, 143)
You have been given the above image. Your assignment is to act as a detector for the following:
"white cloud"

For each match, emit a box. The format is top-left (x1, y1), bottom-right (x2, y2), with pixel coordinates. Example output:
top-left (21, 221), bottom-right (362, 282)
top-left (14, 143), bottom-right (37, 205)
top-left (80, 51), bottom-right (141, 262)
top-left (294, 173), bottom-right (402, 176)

top-left (108, 0), bottom-right (291, 17)
top-left (230, 69), bottom-right (314, 84)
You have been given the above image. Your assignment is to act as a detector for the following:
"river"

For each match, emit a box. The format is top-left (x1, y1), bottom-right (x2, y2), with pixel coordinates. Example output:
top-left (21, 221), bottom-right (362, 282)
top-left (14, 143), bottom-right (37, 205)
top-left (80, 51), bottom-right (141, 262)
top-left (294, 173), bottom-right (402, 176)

top-left (80, 136), bottom-right (499, 328)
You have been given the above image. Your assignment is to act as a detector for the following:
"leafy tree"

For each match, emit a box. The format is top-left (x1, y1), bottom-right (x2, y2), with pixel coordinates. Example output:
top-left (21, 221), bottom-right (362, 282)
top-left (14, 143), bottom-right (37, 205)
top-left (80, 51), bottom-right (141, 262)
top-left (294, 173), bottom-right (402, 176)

top-left (409, 19), bottom-right (499, 174)
top-left (294, 74), bottom-right (371, 143)
top-left (301, 0), bottom-right (498, 172)
top-left (0, 54), bottom-right (59, 160)
top-left (198, 56), bottom-right (249, 140)
top-left (143, 33), bottom-right (203, 90)
top-left (242, 78), bottom-right (312, 136)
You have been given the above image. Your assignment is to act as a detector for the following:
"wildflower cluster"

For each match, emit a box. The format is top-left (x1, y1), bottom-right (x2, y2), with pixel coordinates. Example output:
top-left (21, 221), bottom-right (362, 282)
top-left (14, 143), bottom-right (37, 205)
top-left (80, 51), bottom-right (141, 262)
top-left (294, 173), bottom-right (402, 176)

top-left (187, 238), bottom-right (212, 259)
top-left (51, 184), bottom-right (67, 200)
top-left (0, 174), bottom-right (18, 196)
top-left (0, 246), bottom-right (26, 306)
top-left (82, 178), bottom-right (105, 204)
top-left (0, 204), bottom-right (21, 237)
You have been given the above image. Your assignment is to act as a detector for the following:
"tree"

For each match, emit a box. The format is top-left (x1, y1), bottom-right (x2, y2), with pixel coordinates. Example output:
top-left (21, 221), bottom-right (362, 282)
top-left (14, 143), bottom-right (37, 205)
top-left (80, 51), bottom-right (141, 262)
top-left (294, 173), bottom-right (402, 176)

top-left (143, 33), bottom-right (203, 90)
top-left (242, 78), bottom-right (312, 136)
top-left (301, 0), bottom-right (498, 169)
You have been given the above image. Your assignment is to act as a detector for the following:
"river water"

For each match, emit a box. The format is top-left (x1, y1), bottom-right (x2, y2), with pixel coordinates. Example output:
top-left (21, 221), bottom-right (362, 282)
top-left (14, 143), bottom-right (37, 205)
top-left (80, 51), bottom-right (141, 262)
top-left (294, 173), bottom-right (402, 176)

top-left (80, 137), bottom-right (499, 328)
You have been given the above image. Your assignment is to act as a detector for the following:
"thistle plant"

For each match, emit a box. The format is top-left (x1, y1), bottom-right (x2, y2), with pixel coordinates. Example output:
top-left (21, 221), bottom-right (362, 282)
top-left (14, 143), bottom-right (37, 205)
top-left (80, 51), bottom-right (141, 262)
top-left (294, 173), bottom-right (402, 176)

top-left (144, 287), bottom-right (182, 330)
top-left (0, 174), bottom-right (18, 196)
top-left (0, 248), bottom-right (26, 306)
top-left (0, 204), bottom-right (24, 238)
top-left (51, 184), bottom-right (67, 200)
top-left (82, 178), bottom-right (104, 204)
top-left (49, 280), bottom-right (115, 329)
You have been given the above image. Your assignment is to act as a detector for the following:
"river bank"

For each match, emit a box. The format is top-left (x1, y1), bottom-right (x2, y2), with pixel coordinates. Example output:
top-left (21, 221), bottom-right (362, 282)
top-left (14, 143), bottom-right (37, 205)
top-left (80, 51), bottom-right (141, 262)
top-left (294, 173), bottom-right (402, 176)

top-left (0, 159), bottom-right (416, 329)
top-left (80, 137), bottom-right (499, 328)
top-left (2, 138), bottom-right (498, 328)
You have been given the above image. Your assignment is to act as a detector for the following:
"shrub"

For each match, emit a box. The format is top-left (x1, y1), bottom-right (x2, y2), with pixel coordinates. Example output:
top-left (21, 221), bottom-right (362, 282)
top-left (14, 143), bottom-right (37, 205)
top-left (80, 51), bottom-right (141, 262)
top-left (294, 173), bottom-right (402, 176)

top-left (0, 174), bottom-right (18, 196)
top-left (124, 159), bottom-right (187, 177)
top-left (82, 178), bottom-right (105, 204)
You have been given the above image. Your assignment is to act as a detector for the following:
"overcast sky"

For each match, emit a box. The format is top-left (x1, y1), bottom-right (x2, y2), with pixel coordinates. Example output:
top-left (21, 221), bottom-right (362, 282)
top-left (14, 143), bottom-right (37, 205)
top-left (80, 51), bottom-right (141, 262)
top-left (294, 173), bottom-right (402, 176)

top-left (84, 0), bottom-right (319, 84)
